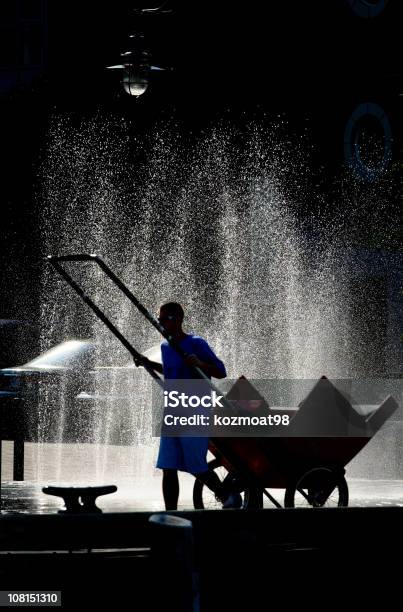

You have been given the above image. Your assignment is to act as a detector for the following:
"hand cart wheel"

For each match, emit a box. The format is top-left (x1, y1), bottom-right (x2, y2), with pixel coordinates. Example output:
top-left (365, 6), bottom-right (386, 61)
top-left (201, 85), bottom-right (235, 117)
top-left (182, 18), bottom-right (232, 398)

top-left (193, 458), bottom-right (262, 509)
top-left (284, 467), bottom-right (349, 508)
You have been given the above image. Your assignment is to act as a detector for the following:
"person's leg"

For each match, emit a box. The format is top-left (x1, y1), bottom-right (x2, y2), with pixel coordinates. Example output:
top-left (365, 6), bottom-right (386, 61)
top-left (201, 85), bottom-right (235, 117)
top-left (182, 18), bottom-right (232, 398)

top-left (180, 437), bottom-right (228, 501)
top-left (162, 468), bottom-right (179, 510)
top-left (192, 468), bottom-right (227, 501)
top-left (157, 437), bottom-right (184, 510)
top-left (194, 469), bottom-right (243, 508)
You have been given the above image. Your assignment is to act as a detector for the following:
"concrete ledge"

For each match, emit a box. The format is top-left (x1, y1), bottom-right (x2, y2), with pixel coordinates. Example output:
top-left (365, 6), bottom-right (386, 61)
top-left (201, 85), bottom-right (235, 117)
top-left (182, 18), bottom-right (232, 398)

top-left (0, 506), bottom-right (401, 552)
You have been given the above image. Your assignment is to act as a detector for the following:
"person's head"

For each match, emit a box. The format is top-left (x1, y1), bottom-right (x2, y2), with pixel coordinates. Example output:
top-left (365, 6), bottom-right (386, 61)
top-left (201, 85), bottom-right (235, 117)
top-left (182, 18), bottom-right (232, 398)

top-left (158, 302), bottom-right (184, 336)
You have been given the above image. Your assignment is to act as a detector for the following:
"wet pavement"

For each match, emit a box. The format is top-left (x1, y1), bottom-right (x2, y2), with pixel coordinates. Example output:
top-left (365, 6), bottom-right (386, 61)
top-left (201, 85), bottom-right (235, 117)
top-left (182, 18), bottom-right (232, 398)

top-left (0, 441), bottom-right (401, 513)
top-left (0, 477), bottom-right (402, 514)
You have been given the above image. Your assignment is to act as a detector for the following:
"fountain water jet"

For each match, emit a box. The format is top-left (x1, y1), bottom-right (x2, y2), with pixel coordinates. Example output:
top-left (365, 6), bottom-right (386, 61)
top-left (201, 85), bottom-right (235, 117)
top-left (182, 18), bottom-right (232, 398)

top-left (34, 114), bottom-right (400, 489)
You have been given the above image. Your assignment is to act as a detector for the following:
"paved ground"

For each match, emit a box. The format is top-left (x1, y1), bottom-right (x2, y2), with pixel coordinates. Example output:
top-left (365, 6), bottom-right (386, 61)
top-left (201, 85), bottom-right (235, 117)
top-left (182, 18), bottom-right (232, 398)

top-left (0, 441), bottom-right (401, 513)
top-left (0, 477), bottom-right (402, 514)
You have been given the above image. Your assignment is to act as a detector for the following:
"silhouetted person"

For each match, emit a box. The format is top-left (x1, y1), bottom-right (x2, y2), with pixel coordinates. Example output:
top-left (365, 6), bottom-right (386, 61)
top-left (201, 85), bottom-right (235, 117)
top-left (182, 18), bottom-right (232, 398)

top-left (143, 302), bottom-right (241, 510)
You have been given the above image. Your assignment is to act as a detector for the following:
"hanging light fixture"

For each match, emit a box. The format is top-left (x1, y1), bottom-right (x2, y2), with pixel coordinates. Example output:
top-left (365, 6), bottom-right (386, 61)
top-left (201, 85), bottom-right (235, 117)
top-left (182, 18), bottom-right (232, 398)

top-left (106, 3), bottom-right (172, 98)
top-left (107, 47), bottom-right (167, 97)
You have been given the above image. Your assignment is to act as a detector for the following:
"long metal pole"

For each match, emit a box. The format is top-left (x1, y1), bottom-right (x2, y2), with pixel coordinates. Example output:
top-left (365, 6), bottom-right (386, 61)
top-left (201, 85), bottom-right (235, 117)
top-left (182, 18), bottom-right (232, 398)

top-left (48, 254), bottom-right (230, 402)
top-left (47, 257), bottom-right (163, 387)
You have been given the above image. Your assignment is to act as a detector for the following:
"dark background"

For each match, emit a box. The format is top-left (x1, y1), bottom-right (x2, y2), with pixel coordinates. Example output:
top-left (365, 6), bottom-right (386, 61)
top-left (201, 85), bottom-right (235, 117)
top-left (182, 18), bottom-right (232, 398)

top-left (1, 0), bottom-right (402, 361)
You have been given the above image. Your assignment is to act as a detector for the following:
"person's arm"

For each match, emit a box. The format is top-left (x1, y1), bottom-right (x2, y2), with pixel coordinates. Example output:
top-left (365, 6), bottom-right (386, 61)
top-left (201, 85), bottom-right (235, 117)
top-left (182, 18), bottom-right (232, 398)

top-left (141, 357), bottom-right (163, 375)
top-left (185, 354), bottom-right (226, 379)
top-left (187, 338), bottom-right (227, 379)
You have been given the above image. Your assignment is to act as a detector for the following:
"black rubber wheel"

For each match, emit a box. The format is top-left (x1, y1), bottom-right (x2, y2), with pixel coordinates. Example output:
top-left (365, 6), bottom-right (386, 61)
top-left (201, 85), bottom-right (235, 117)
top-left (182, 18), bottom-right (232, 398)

top-left (193, 458), bottom-right (230, 510)
top-left (193, 458), bottom-right (260, 509)
top-left (284, 467), bottom-right (349, 508)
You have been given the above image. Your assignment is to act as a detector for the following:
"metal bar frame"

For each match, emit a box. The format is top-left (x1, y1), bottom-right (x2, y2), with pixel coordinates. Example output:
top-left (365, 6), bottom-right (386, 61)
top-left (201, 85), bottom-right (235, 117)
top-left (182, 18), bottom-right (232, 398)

top-left (47, 255), bottom-right (163, 386)
top-left (47, 253), bottom-right (231, 401)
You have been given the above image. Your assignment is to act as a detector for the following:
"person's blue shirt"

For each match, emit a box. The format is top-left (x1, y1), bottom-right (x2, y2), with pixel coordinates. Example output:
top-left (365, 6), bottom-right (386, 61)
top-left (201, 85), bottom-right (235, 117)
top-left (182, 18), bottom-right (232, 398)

top-left (161, 334), bottom-right (227, 380)
top-left (157, 334), bottom-right (225, 470)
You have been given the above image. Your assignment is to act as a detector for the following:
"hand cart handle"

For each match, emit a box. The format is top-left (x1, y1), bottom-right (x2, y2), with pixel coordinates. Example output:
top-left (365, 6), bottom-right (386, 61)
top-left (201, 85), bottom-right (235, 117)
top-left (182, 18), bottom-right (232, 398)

top-left (47, 254), bottom-right (163, 386)
top-left (48, 254), bottom-right (233, 410)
